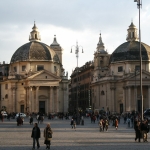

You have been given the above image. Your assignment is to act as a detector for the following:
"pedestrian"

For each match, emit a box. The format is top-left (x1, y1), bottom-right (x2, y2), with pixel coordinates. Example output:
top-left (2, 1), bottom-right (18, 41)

top-left (102, 119), bottom-right (106, 131)
top-left (141, 120), bottom-right (149, 142)
top-left (44, 123), bottom-right (53, 149)
top-left (30, 116), bottom-right (34, 124)
top-left (73, 120), bottom-right (76, 130)
top-left (127, 118), bottom-right (130, 128)
top-left (70, 119), bottom-right (74, 128)
top-left (105, 119), bottom-right (109, 131)
top-left (134, 118), bottom-right (138, 141)
top-left (31, 123), bottom-right (40, 150)
top-left (115, 118), bottom-right (118, 130)
top-left (98, 119), bottom-right (103, 132)
top-left (136, 120), bottom-right (141, 142)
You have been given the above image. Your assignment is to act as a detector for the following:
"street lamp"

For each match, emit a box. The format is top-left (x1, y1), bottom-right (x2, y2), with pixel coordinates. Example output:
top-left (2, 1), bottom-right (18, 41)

top-left (134, 0), bottom-right (143, 120)
top-left (71, 42), bottom-right (83, 125)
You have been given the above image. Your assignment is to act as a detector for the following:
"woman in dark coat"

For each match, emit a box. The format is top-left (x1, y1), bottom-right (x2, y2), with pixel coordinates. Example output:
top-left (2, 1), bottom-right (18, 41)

top-left (44, 123), bottom-right (53, 149)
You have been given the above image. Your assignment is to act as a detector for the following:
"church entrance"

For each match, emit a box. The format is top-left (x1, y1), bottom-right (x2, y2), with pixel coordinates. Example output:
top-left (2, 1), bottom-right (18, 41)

top-left (120, 103), bottom-right (123, 114)
top-left (39, 101), bottom-right (45, 114)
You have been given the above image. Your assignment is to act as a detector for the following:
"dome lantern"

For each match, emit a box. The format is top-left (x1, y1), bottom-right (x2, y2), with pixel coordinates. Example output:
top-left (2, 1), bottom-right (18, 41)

top-left (126, 22), bottom-right (138, 42)
top-left (29, 22), bottom-right (41, 42)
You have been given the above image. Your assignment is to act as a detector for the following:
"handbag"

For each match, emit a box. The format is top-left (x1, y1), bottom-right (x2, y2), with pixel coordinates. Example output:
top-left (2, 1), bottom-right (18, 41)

top-left (48, 132), bottom-right (52, 138)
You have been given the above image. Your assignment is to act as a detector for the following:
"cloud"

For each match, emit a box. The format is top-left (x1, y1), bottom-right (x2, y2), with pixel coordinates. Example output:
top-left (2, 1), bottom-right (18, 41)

top-left (0, 0), bottom-right (150, 77)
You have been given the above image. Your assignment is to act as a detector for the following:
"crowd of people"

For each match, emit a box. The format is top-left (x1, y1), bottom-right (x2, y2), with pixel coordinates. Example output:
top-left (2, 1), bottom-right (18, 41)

top-left (0, 110), bottom-right (150, 149)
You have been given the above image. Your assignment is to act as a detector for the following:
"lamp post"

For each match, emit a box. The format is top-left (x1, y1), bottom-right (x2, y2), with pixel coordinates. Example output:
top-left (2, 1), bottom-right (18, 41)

top-left (134, 0), bottom-right (143, 120)
top-left (71, 42), bottom-right (83, 125)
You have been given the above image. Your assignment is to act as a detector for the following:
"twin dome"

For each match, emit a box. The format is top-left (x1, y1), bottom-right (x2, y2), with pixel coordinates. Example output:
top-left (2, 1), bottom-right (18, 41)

top-left (10, 23), bottom-right (60, 64)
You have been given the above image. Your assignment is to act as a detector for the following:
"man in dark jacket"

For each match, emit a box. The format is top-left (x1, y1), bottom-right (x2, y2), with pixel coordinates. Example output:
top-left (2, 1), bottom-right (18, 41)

top-left (31, 123), bottom-right (40, 150)
top-left (141, 120), bottom-right (149, 142)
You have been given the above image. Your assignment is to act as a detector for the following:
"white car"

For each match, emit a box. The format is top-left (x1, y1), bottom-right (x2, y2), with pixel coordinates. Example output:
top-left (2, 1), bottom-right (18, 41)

top-left (1, 112), bottom-right (8, 117)
top-left (15, 113), bottom-right (26, 118)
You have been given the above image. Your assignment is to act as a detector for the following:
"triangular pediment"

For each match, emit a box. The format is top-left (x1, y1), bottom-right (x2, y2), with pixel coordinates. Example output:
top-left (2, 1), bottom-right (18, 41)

top-left (27, 70), bottom-right (61, 81)
top-left (124, 70), bottom-right (150, 81)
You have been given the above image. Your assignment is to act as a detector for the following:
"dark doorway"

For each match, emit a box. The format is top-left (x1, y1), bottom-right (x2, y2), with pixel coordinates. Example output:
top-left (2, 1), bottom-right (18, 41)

top-left (20, 105), bottom-right (24, 113)
top-left (39, 101), bottom-right (45, 114)
top-left (137, 100), bottom-right (142, 113)
top-left (120, 103), bottom-right (123, 114)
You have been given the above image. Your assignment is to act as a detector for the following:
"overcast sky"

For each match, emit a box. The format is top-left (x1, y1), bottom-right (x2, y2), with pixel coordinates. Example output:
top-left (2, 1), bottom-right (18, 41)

top-left (0, 0), bottom-right (150, 78)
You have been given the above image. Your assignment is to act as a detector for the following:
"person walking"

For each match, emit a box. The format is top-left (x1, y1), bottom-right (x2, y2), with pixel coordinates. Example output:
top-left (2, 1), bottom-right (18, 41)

top-left (136, 120), bottom-right (142, 142)
top-left (115, 118), bottom-right (118, 130)
top-left (70, 119), bottom-right (74, 128)
top-left (105, 119), bottom-right (109, 131)
top-left (98, 119), bottom-right (103, 132)
top-left (44, 123), bottom-right (53, 149)
top-left (31, 123), bottom-right (40, 150)
top-left (73, 120), bottom-right (76, 130)
top-left (141, 120), bottom-right (149, 142)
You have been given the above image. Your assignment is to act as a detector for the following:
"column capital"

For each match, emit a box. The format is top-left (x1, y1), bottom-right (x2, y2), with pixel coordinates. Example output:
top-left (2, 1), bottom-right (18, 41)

top-left (24, 86), bottom-right (30, 90)
top-left (11, 87), bottom-right (17, 90)
top-left (36, 86), bottom-right (39, 90)
top-left (110, 87), bottom-right (116, 90)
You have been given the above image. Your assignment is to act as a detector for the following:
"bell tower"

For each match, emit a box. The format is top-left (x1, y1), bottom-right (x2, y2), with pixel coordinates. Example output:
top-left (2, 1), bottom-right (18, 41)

top-left (93, 33), bottom-right (110, 81)
top-left (50, 35), bottom-right (63, 64)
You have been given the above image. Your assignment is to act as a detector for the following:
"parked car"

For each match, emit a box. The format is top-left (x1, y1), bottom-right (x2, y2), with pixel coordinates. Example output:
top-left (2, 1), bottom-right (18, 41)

top-left (1, 111), bottom-right (8, 117)
top-left (15, 113), bottom-right (26, 118)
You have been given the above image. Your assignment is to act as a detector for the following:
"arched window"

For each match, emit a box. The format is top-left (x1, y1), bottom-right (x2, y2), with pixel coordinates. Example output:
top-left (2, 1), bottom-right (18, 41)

top-left (101, 90), bottom-right (105, 95)
top-left (35, 34), bottom-right (37, 39)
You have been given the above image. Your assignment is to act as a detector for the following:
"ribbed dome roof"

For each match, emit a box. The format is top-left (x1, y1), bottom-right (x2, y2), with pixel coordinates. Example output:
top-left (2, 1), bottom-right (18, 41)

top-left (10, 41), bottom-right (60, 63)
top-left (109, 41), bottom-right (150, 63)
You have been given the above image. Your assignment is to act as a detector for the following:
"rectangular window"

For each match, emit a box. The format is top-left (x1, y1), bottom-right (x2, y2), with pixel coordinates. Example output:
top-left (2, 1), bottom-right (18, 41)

top-left (118, 66), bottom-right (123, 72)
top-left (135, 66), bottom-right (140, 71)
top-left (54, 66), bottom-right (57, 72)
top-left (5, 84), bottom-right (8, 89)
top-left (37, 65), bottom-right (44, 71)
top-left (22, 65), bottom-right (26, 71)
top-left (14, 67), bottom-right (17, 72)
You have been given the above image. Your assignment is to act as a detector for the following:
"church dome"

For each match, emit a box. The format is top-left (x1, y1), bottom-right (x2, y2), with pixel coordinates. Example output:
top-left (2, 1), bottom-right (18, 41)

top-left (110, 22), bottom-right (150, 63)
top-left (10, 22), bottom-right (60, 63)
top-left (109, 41), bottom-right (150, 63)
top-left (10, 41), bottom-right (60, 63)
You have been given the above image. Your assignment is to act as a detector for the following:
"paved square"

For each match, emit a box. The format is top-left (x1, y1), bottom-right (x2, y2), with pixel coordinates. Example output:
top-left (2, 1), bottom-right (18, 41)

top-left (0, 117), bottom-right (150, 150)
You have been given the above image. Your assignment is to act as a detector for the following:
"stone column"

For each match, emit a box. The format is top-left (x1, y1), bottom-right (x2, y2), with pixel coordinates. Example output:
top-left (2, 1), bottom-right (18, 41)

top-left (50, 86), bottom-right (53, 113)
top-left (55, 87), bottom-right (59, 113)
top-left (29, 87), bottom-right (32, 113)
top-left (134, 86), bottom-right (137, 111)
top-left (128, 86), bottom-right (131, 112)
top-left (11, 87), bottom-right (17, 112)
top-left (110, 87), bottom-right (116, 112)
top-left (148, 86), bottom-right (150, 108)
top-left (123, 86), bottom-right (126, 113)
top-left (36, 86), bottom-right (39, 113)
top-left (24, 86), bottom-right (29, 113)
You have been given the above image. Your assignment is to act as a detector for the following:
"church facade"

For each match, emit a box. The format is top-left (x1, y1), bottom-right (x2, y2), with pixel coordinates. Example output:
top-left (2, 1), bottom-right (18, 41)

top-left (91, 22), bottom-right (150, 114)
top-left (0, 23), bottom-right (69, 114)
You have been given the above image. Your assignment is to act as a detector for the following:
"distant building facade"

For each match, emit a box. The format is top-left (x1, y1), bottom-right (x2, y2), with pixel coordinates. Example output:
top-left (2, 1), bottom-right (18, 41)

top-left (69, 61), bottom-right (94, 113)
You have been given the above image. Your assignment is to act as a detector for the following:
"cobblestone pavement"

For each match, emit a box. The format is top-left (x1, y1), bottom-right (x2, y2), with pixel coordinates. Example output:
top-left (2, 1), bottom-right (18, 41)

top-left (0, 117), bottom-right (150, 150)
